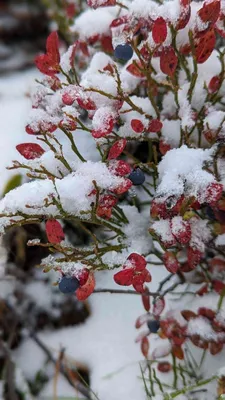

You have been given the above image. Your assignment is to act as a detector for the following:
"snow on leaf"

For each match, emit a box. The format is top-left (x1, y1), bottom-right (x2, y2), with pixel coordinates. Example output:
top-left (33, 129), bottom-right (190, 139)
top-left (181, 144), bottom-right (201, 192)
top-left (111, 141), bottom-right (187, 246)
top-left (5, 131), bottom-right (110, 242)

top-left (153, 297), bottom-right (165, 317)
top-left (107, 139), bottom-right (127, 160)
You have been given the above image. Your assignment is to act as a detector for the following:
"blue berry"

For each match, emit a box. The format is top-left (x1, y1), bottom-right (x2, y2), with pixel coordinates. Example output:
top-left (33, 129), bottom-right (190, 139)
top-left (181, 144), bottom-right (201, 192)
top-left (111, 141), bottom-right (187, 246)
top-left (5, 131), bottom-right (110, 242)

top-left (59, 276), bottom-right (80, 294)
top-left (114, 44), bottom-right (133, 61)
top-left (129, 168), bottom-right (145, 185)
top-left (147, 320), bottom-right (160, 333)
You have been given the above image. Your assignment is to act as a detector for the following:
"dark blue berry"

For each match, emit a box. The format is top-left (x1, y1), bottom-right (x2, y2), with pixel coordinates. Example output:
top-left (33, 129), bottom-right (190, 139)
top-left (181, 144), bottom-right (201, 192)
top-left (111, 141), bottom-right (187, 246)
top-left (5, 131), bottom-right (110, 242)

top-left (147, 320), bottom-right (160, 333)
top-left (129, 168), bottom-right (145, 185)
top-left (114, 44), bottom-right (133, 61)
top-left (59, 276), bottom-right (80, 294)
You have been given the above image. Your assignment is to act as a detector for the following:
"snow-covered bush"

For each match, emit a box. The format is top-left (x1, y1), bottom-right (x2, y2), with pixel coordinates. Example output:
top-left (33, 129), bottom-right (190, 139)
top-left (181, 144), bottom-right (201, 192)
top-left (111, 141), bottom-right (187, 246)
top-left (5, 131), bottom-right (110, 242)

top-left (2, 0), bottom-right (225, 397)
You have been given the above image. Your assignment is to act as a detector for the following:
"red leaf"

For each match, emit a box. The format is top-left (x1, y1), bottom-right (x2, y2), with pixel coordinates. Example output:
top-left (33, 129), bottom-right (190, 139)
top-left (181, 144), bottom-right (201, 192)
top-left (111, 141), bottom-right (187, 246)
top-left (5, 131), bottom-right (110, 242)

top-left (176, 0), bottom-right (191, 30)
top-left (148, 119), bottom-right (163, 132)
top-left (46, 32), bottom-right (60, 62)
top-left (141, 336), bottom-right (149, 358)
top-left (76, 272), bottom-right (95, 301)
top-left (92, 116), bottom-right (114, 138)
top-left (208, 75), bottom-right (221, 93)
top-left (187, 247), bottom-right (202, 268)
top-left (108, 138), bottom-right (127, 160)
top-left (163, 251), bottom-right (180, 274)
top-left (142, 287), bottom-right (151, 312)
top-left (204, 182), bottom-right (223, 206)
top-left (112, 178), bottom-right (132, 194)
top-left (198, 307), bottom-right (215, 320)
top-left (135, 313), bottom-right (151, 328)
top-left (35, 54), bottom-right (60, 76)
top-left (160, 47), bottom-right (178, 76)
top-left (126, 61), bottom-right (145, 78)
top-left (181, 310), bottom-right (197, 321)
top-left (195, 29), bottom-right (216, 64)
top-left (131, 119), bottom-right (144, 133)
top-left (109, 160), bottom-right (131, 176)
top-left (46, 220), bottom-right (65, 244)
top-left (157, 361), bottom-right (172, 373)
top-left (127, 253), bottom-right (147, 271)
top-left (159, 140), bottom-right (171, 155)
top-left (196, 284), bottom-right (208, 296)
top-left (209, 341), bottom-right (223, 355)
top-left (88, 0), bottom-right (116, 9)
top-left (16, 143), bottom-right (45, 160)
top-left (77, 268), bottom-right (90, 286)
top-left (152, 17), bottom-right (167, 44)
top-left (110, 15), bottom-right (128, 28)
top-left (77, 97), bottom-right (96, 110)
top-left (212, 279), bottom-right (225, 294)
top-left (198, 0), bottom-right (220, 26)
top-left (172, 345), bottom-right (184, 359)
top-left (114, 268), bottom-right (134, 286)
top-left (190, 335), bottom-right (208, 349)
top-left (35, 32), bottom-right (60, 76)
top-left (170, 217), bottom-right (191, 245)
top-left (153, 297), bottom-right (165, 317)
top-left (96, 194), bottom-right (118, 219)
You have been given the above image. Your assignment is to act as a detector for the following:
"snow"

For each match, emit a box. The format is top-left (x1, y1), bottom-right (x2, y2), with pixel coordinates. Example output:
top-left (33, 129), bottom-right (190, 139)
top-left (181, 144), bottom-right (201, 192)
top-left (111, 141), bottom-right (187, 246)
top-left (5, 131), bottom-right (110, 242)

top-left (157, 145), bottom-right (214, 199)
top-left (0, 161), bottom-right (130, 227)
top-left (71, 7), bottom-right (117, 39)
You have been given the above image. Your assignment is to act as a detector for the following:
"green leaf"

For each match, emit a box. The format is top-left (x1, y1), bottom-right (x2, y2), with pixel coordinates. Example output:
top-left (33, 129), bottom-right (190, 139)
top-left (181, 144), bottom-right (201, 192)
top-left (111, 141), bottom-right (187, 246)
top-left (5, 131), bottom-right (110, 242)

top-left (2, 174), bottom-right (22, 196)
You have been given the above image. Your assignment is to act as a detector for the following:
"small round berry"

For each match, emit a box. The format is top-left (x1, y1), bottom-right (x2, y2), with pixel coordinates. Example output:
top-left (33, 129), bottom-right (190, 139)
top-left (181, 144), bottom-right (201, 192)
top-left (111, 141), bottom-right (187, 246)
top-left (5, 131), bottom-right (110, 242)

top-left (114, 43), bottom-right (133, 61)
top-left (147, 320), bottom-right (160, 333)
top-left (129, 168), bottom-right (145, 185)
top-left (58, 276), bottom-right (80, 294)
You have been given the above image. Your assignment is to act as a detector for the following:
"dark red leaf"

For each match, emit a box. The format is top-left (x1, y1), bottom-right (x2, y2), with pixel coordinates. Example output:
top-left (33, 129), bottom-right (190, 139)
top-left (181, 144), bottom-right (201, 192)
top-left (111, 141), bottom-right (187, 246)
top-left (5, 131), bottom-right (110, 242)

top-left (16, 143), bottom-right (45, 160)
top-left (208, 75), bottom-right (221, 93)
top-left (46, 219), bottom-right (65, 244)
top-left (209, 341), bottom-right (223, 355)
top-left (198, 307), bottom-right (215, 320)
top-left (198, 0), bottom-right (220, 26)
top-left (160, 47), bottom-right (178, 76)
top-left (212, 279), bottom-right (225, 294)
top-left (152, 17), bottom-right (167, 44)
top-left (195, 29), bottom-right (216, 63)
top-left (190, 335), bottom-right (208, 349)
top-left (148, 119), bottom-right (163, 132)
top-left (181, 310), bottom-right (197, 321)
top-left (157, 361), bottom-right (172, 373)
top-left (172, 345), bottom-right (184, 359)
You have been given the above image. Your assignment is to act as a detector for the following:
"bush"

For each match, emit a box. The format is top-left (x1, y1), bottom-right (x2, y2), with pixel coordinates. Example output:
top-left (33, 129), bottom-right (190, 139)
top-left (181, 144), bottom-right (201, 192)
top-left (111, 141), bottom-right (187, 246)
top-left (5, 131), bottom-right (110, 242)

top-left (1, 0), bottom-right (225, 398)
